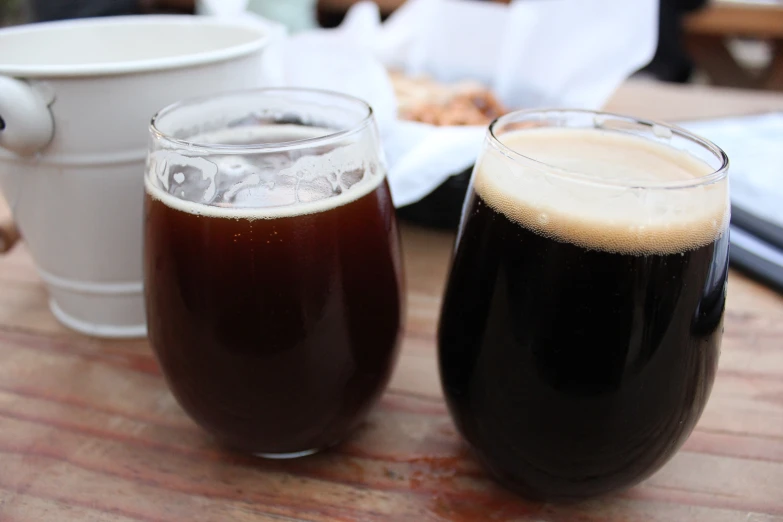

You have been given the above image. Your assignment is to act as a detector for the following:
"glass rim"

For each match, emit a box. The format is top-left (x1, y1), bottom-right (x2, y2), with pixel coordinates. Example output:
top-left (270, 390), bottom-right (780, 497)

top-left (487, 108), bottom-right (729, 190)
top-left (149, 87), bottom-right (375, 154)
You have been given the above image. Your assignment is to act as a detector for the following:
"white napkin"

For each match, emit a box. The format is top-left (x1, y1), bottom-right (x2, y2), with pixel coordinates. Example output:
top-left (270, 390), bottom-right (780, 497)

top-left (258, 4), bottom-right (399, 137)
top-left (204, 0), bottom-right (659, 206)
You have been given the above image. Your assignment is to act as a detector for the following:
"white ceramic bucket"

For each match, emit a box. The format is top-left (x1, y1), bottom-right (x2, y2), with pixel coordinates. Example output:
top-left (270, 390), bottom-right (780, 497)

top-left (0, 16), bottom-right (274, 337)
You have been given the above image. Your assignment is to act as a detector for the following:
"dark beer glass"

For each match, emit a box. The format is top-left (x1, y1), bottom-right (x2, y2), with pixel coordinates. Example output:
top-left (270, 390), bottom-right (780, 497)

top-left (439, 110), bottom-right (730, 501)
top-left (144, 89), bottom-right (403, 458)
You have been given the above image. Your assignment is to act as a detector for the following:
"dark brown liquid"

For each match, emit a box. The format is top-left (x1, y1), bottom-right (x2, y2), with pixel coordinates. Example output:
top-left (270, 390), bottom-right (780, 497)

top-left (438, 189), bottom-right (728, 501)
top-left (144, 180), bottom-right (403, 454)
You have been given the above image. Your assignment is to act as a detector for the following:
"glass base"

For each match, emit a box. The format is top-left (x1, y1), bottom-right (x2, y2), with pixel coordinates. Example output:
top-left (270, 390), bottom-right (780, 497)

top-left (253, 448), bottom-right (321, 459)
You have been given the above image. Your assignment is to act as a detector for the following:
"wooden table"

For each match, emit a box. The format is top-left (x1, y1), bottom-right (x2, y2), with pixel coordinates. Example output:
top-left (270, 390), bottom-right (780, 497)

top-left (1, 81), bottom-right (783, 521)
top-left (685, 0), bottom-right (783, 90)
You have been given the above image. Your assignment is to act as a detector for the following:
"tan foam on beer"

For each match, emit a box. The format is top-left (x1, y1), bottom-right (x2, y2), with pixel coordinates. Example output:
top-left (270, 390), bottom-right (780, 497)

top-left (475, 128), bottom-right (728, 255)
top-left (145, 124), bottom-right (385, 220)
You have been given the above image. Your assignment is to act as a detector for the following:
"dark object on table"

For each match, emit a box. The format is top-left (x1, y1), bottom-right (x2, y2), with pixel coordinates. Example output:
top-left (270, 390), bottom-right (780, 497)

top-left (730, 224), bottom-right (783, 294)
top-left (397, 168), bottom-right (471, 230)
top-left (732, 206), bottom-right (783, 252)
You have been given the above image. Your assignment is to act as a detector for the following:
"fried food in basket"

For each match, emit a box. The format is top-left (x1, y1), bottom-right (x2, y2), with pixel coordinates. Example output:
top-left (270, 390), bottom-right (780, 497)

top-left (390, 70), bottom-right (507, 126)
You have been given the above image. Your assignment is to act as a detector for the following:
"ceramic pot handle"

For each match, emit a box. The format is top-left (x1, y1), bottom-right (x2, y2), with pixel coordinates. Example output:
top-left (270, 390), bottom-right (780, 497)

top-left (0, 75), bottom-right (54, 155)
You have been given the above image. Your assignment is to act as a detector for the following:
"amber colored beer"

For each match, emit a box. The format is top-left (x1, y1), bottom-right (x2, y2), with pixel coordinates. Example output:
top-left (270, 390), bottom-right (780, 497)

top-left (145, 124), bottom-right (403, 455)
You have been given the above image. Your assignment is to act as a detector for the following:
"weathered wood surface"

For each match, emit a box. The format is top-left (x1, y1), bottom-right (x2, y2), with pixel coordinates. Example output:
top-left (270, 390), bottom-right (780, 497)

top-left (1, 81), bottom-right (783, 521)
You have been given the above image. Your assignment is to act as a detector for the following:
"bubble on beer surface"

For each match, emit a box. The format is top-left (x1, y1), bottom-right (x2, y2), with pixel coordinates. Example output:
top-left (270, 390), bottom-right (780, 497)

top-left (146, 124), bottom-right (383, 219)
top-left (475, 128), bottom-right (728, 255)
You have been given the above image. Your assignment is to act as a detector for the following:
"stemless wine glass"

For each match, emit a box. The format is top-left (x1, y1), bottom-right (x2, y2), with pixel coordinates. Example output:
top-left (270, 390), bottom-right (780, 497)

top-left (144, 88), bottom-right (404, 458)
top-left (439, 109), bottom-right (730, 501)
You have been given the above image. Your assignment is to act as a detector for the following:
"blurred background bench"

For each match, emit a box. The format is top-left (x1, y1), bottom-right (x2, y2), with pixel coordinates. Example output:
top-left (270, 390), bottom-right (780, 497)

top-left (685, 0), bottom-right (783, 90)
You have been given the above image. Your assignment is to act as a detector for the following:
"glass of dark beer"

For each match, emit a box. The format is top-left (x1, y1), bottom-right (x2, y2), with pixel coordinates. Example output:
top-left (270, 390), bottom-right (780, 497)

top-left (439, 109), bottom-right (729, 501)
top-left (144, 89), bottom-right (403, 458)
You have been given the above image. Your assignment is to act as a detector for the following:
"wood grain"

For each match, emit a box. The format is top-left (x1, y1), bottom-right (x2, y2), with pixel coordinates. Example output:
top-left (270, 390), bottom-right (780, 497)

top-left (1, 82), bottom-right (783, 521)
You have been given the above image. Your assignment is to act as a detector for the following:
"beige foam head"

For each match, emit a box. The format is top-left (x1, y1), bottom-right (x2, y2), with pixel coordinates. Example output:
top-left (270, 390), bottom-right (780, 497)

top-left (474, 127), bottom-right (729, 255)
